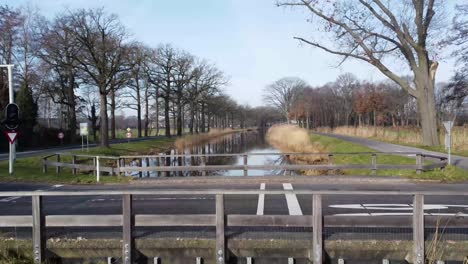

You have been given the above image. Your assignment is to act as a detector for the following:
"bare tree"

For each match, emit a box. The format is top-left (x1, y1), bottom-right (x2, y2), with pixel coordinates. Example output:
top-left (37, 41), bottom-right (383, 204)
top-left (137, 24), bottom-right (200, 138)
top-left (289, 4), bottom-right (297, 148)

top-left (69, 8), bottom-right (130, 147)
top-left (263, 77), bottom-right (306, 123)
top-left (278, 0), bottom-right (446, 146)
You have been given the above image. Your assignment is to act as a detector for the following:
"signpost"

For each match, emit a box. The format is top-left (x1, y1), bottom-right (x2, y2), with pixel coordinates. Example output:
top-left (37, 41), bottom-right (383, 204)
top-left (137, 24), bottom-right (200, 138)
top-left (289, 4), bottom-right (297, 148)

top-left (443, 121), bottom-right (454, 165)
top-left (126, 128), bottom-right (132, 143)
top-left (58, 132), bottom-right (64, 145)
top-left (1, 64), bottom-right (16, 175)
top-left (80, 123), bottom-right (89, 152)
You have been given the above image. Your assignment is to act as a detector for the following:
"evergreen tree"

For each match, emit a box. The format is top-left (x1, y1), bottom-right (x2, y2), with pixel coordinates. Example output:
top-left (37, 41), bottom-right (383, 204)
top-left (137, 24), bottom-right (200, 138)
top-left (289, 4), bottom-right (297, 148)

top-left (16, 83), bottom-right (37, 148)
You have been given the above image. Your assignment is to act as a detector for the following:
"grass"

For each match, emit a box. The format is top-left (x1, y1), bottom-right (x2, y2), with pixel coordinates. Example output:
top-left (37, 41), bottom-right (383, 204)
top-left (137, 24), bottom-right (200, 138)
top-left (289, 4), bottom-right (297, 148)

top-left (315, 126), bottom-right (468, 157)
top-left (0, 137), bottom-right (175, 184)
top-left (310, 133), bottom-right (468, 182)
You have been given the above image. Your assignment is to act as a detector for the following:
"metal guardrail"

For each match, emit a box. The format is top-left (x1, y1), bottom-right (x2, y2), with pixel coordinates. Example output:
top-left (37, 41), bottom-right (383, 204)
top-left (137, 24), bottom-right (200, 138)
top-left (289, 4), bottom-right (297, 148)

top-left (42, 152), bottom-right (448, 180)
top-left (0, 189), bottom-right (466, 263)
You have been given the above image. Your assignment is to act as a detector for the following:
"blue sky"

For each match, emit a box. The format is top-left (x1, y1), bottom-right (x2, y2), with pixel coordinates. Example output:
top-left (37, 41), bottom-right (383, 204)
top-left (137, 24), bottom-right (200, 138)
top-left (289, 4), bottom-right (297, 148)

top-left (5, 0), bottom-right (459, 108)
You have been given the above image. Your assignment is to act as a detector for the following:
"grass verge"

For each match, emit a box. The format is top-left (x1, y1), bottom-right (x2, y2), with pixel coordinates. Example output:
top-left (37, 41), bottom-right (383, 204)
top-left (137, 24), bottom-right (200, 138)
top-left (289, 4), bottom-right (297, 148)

top-left (0, 137), bottom-right (175, 184)
top-left (315, 126), bottom-right (468, 157)
top-left (310, 133), bottom-right (468, 182)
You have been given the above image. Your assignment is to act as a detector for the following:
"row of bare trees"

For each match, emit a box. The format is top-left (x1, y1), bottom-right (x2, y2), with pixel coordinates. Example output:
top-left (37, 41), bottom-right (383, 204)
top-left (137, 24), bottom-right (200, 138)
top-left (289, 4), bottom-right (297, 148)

top-left (264, 73), bottom-right (467, 130)
top-left (0, 6), bottom-right (273, 149)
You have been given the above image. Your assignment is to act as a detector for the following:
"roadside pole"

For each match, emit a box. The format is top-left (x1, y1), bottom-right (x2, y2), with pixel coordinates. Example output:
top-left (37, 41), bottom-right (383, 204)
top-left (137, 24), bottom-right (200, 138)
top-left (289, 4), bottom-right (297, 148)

top-left (443, 121), bottom-right (454, 165)
top-left (1, 65), bottom-right (15, 175)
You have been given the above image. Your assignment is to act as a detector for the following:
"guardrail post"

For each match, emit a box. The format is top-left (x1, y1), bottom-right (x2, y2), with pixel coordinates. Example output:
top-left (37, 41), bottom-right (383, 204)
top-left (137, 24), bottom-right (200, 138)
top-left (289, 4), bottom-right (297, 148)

top-left (243, 155), bottom-right (248, 176)
top-left (201, 156), bottom-right (207, 176)
top-left (32, 195), bottom-right (45, 264)
top-left (122, 194), bottom-right (134, 264)
top-left (216, 194), bottom-right (225, 264)
top-left (413, 194), bottom-right (424, 264)
top-left (42, 157), bottom-right (47, 174)
top-left (328, 154), bottom-right (333, 165)
top-left (312, 194), bottom-right (323, 264)
top-left (153, 257), bottom-right (160, 264)
top-left (72, 155), bottom-right (77, 175)
top-left (382, 259), bottom-right (389, 264)
top-left (371, 154), bottom-right (377, 175)
top-left (56, 154), bottom-right (61, 174)
top-left (288, 257), bottom-right (295, 264)
top-left (246, 257), bottom-right (253, 264)
top-left (416, 154), bottom-right (424, 174)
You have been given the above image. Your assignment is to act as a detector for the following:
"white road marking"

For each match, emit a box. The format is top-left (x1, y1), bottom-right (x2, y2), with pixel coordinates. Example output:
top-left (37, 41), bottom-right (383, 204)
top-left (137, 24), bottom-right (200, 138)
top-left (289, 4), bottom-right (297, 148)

top-left (256, 183), bottom-right (265, 215)
top-left (90, 197), bottom-right (213, 202)
top-left (0, 196), bottom-right (20, 202)
top-left (329, 204), bottom-right (468, 211)
top-left (282, 183), bottom-right (302, 215)
top-left (333, 212), bottom-right (468, 217)
top-left (0, 185), bottom-right (64, 203)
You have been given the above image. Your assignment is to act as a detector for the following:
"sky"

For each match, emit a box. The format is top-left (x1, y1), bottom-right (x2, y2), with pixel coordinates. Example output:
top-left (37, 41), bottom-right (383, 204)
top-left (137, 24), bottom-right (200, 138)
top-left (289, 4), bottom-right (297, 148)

top-left (4, 0), bottom-right (461, 108)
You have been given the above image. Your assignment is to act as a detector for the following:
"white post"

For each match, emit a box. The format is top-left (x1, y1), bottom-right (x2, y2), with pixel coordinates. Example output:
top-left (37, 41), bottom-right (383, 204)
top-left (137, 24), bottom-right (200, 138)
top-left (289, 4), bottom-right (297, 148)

top-left (448, 132), bottom-right (451, 165)
top-left (1, 65), bottom-right (15, 175)
top-left (96, 156), bottom-right (100, 182)
top-left (82, 136), bottom-right (84, 152)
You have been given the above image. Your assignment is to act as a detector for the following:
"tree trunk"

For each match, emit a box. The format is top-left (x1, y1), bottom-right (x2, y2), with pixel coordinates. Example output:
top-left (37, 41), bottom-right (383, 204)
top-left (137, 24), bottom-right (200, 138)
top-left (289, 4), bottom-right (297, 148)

top-left (417, 85), bottom-right (440, 146)
top-left (164, 96), bottom-right (171, 137)
top-left (144, 88), bottom-right (149, 137)
top-left (176, 93), bottom-right (182, 136)
top-left (110, 89), bottom-right (116, 140)
top-left (99, 92), bottom-right (109, 147)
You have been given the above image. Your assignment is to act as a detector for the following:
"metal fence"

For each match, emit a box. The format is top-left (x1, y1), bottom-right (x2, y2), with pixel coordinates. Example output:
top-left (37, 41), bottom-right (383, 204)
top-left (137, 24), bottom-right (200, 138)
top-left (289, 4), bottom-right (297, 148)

top-left (0, 189), bottom-right (466, 264)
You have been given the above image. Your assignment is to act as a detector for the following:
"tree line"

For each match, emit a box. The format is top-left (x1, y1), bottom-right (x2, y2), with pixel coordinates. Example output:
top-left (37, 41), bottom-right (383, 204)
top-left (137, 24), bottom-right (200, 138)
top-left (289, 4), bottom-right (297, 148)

top-left (0, 6), bottom-right (278, 149)
top-left (264, 73), bottom-right (467, 130)
top-left (276, 0), bottom-right (468, 146)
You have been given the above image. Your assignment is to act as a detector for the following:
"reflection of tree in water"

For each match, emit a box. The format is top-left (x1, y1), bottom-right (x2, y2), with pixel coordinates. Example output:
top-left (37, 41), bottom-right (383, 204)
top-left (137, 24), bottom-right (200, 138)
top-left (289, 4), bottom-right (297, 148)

top-left (155, 131), bottom-right (279, 177)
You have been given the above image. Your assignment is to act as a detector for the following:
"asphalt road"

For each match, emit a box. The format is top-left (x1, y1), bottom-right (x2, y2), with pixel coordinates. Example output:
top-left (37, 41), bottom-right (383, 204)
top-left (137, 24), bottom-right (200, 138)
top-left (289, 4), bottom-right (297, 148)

top-left (1, 181), bottom-right (468, 223)
top-left (315, 132), bottom-right (468, 170)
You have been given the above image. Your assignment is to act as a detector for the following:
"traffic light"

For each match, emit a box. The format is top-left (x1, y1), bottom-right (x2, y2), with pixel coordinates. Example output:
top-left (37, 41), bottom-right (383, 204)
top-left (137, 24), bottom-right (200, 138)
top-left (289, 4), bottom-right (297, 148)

top-left (4, 103), bottom-right (19, 130)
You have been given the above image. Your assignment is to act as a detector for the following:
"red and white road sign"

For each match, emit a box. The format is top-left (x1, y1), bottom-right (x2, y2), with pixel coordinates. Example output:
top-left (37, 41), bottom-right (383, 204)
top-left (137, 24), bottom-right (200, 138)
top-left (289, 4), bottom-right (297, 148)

top-left (4, 131), bottom-right (18, 144)
top-left (58, 132), bottom-right (64, 139)
top-left (126, 132), bottom-right (132, 138)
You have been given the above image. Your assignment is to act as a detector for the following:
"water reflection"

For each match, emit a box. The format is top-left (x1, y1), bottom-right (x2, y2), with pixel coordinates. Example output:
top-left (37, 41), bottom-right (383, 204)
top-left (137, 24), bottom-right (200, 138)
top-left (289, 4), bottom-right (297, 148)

top-left (132, 131), bottom-right (290, 177)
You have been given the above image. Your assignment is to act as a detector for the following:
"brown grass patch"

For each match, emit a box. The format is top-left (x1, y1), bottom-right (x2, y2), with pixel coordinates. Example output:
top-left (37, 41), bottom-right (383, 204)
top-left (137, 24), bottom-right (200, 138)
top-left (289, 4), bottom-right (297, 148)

top-left (266, 124), bottom-right (330, 175)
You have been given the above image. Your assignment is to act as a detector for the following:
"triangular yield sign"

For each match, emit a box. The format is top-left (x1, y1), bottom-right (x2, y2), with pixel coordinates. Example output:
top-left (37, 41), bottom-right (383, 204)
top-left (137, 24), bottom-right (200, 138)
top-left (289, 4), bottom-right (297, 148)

top-left (4, 131), bottom-right (18, 144)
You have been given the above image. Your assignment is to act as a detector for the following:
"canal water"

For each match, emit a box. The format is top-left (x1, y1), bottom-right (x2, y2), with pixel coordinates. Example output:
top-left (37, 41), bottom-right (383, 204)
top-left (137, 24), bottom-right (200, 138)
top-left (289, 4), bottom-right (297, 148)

top-left (134, 130), bottom-right (290, 177)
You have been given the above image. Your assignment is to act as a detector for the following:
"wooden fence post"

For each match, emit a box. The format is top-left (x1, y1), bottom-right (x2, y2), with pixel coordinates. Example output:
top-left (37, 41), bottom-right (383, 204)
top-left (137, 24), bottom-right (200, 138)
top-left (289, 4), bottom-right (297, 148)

top-left (243, 155), bottom-right (248, 176)
top-left (413, 194), bottom-right (424, 264)
top-left (122, 194), bottom-right (134, 264)
top-left (201, 156), bottom-right (207, 176)
top-left (72, 155), bottom-right (77, 175)
top-left (56, 154), bottom-right (61, 174)
top-left (312, 194), bottom-right (323, 264)
top-left (42, 157), bottom-right (48, 174)
top-left (216, 194), bottom-right (226, 264)
top-left (146, 157), bottom-right (150, 177)
top-left (371, 154), bottom-right (377, 175)
top-left (32, 195), bottom-right (45, 264)
top-left (416, 154), bottom-right (424, 174)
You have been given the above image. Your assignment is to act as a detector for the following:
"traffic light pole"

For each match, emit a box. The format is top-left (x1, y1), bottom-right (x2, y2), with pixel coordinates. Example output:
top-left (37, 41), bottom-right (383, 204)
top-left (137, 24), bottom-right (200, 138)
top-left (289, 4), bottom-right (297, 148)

top-left (1, 64), bottom-right (15, 175)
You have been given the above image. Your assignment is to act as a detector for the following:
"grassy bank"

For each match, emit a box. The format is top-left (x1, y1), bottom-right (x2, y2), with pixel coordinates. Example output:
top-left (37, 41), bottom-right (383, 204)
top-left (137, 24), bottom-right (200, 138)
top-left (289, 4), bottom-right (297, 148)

top-left (0, 137), bottom-right (175, 184)
top-left (310, 133), bottom-right (467, 182)
top-left (315, 126), bottom-right (468, 157)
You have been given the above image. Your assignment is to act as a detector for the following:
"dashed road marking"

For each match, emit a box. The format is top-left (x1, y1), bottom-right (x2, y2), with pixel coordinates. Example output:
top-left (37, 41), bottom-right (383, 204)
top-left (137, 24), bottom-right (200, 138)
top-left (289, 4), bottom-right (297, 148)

top-left (0, 185), bottom-right (63, 203)
top-left (282, 183), bottom-right (302, 215)
top-left (256, 183), bottom-right (265, 215)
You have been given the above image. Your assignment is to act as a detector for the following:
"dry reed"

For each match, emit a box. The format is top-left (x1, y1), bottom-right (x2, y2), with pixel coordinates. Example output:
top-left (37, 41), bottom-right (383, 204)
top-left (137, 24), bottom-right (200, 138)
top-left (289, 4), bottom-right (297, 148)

top-left (315, 125), bottom-right (468, 153)
top-left (266, 124), bottom-right (330, 175)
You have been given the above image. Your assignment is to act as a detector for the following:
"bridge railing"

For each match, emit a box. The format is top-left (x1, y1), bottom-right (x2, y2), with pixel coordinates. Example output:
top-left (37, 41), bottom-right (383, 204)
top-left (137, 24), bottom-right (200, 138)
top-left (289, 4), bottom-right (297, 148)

top-left (42, 151), bottom-right (448, 179)
top-left (0, 189), bottom-right (466, 264)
